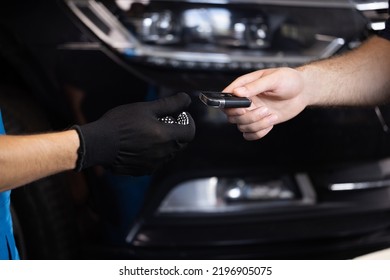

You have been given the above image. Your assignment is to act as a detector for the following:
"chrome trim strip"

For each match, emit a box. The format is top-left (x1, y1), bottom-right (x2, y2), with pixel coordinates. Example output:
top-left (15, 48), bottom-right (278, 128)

top-left (152, 0), bottom-right (355, 9)
top-left (66, 0), bottom-right (140, 49)
top-left (330, 179), bottom-right (390, 191)
top-left (315, 35), bottom-right (345, 59)
top-left (295, 173), bottom-right (316, 204)
top-left (135, 35), bottom-right (344, 65)
top-left (58, 42), bottom-right (102, 50)
top-left (375, 106), bottom-right (389, 133)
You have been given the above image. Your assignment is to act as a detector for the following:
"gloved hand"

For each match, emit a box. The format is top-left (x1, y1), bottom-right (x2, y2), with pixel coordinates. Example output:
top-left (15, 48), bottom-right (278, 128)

top-left (73, 92), bottom-right (195, 175)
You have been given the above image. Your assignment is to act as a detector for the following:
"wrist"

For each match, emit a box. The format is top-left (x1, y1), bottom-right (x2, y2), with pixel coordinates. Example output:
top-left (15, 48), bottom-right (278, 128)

top-left (296, 64), bottom-right (321, 107)
top-left (65, 129), bottom-right (80, 170)
top-left (45, 130), bottom-right (80, 171)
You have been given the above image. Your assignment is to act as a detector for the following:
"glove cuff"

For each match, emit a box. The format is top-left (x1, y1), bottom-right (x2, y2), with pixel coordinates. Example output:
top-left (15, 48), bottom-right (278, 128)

top-left (72, 120), bottom-right (119, 171)
top-left (72, 125), bottom-right (87, 172)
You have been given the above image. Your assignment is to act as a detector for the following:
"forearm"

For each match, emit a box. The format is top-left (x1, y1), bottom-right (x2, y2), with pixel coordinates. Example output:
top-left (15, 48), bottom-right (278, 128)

top-left (299, 36), bottom-right (390, 106)
top-left (0, 130), bottom-right (79, 191)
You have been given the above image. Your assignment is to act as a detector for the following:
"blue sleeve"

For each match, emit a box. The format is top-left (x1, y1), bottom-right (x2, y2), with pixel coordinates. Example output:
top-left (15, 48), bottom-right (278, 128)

top-left (0, 110), bottom-right (4, 134)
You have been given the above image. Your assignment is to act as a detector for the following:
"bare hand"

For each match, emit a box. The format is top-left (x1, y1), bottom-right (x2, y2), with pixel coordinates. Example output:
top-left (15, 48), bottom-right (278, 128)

top-left (223, 67), bottom-right (308, 140)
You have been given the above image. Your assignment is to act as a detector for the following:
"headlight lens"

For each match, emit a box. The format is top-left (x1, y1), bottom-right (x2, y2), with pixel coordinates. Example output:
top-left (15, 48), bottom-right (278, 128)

top-left (65, 0), bottom-right (354, 71)
top-left (127, 7), bottom-right (270, 49)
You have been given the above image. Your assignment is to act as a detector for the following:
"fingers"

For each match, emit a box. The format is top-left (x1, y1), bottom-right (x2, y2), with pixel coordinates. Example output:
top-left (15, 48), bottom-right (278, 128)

top-left (158, 111), bottom-right (196, 143)
top-left (222, 107), bottom-right (247, 117)
top-left (225, 106), bottom-right (278, 141)
top-left (236, 113), bottom-right (278, 132)
top-left (243, 126), bottom-right (274, 141)
top-left (149, 92), bottom-right (195, 143)
top-left (227, 106), bottom-right (270, 124)
top-left (223, 69), bottom-right (279, 98)
top-left (171, 112), bottom-right (196, 143)
top-left (227, 106), bottom-right (278, 127)
top-left (223, 70), bottom-right (265, 94)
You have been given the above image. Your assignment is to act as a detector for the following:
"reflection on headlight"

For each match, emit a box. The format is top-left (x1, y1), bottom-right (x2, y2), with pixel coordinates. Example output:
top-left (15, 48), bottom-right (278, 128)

top-left (115, 0), bottom-right (150, 11)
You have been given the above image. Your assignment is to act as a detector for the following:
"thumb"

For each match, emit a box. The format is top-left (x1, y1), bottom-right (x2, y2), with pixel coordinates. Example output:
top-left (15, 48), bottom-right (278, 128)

top-left (152, 92), bottom-right (192, 117)
top-left (233, 68), bottom-right (305, 100)
top-left (233, 72), bottom-right (279, 98)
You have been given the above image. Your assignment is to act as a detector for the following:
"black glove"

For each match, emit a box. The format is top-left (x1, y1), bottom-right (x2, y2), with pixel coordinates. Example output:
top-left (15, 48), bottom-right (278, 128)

top-left (73, 92), bottom-right (195, 175)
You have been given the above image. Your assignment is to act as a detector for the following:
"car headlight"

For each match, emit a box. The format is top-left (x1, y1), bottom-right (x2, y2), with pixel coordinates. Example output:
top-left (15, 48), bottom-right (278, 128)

top-left (65, 0), bottom-right (357, 71)
top-left (127, 7), bottom-right (270, 48)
